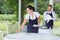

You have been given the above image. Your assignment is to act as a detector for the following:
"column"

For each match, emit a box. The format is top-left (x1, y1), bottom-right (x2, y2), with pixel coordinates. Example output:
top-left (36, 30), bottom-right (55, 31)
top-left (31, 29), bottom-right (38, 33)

top-left (34, 0), bottom-right (37, 11)
top-left (19, 0), bottom-right (21, 24)
top-left (49, 0), bottom-right (53, 11)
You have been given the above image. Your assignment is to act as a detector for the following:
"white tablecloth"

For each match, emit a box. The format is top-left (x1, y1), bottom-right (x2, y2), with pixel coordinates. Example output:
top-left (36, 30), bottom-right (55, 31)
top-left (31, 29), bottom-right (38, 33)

top-left (4, 29), bottom-right (60, 40)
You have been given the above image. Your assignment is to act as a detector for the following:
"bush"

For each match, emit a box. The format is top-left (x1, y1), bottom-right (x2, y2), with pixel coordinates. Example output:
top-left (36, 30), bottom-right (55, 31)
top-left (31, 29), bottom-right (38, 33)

top-left (0, 14), bottom-right (17, 21)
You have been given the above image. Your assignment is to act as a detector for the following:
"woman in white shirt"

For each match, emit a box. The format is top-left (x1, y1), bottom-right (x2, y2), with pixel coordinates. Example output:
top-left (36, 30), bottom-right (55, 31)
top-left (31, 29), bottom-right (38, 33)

top-left (43, 5), bottom-right (56, 29)
top-left (18, 5), bottom-right (41, 33)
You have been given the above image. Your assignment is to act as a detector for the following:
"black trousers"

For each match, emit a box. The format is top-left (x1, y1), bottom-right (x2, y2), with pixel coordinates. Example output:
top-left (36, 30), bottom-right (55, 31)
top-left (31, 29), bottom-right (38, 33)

top-left (45, 20), bottom-right (53, 29)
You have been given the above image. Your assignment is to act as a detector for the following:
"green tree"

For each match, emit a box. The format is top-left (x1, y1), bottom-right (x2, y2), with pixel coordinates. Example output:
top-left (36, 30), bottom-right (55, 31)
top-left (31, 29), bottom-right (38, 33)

top-left (37, 0), bottom-right (49, 15)
top-left (54, 4), bottom-right (60, 18)
top-left (1, 0), bottom-right (18, 21)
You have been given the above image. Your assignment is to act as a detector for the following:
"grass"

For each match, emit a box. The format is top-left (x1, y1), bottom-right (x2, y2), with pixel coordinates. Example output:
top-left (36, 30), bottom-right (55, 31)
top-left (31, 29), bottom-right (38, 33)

top-left (54, 21), bottom-right (60, 27)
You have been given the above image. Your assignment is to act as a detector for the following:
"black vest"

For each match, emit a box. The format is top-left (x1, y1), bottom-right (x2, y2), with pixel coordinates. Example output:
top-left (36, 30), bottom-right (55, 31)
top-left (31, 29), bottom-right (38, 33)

top-left (46, 12), bottom-right (53, 18)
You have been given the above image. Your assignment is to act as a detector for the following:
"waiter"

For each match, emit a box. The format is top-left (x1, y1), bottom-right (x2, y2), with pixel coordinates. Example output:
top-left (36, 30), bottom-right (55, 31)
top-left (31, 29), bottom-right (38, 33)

top-left (43, 5), bottom-right (56, 29)
top-left (18, 5), bottom-right (41, 33)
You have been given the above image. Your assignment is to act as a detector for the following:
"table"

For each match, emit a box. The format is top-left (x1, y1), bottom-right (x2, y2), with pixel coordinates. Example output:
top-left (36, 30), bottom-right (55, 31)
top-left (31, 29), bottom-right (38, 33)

top-left (4, 29), bottom-right (60, 40)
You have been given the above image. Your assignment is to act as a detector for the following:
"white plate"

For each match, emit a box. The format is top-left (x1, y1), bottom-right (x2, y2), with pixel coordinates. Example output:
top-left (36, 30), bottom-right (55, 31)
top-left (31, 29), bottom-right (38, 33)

top-left (33, 25), bottom-right (42, 27)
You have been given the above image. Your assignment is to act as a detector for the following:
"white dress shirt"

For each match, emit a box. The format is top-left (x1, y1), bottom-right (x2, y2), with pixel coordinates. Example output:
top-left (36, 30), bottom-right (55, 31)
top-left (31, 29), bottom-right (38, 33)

top-left (24, 12), bottom-right (40, 20)
top-left (43, 11), bottom-right (56, 23)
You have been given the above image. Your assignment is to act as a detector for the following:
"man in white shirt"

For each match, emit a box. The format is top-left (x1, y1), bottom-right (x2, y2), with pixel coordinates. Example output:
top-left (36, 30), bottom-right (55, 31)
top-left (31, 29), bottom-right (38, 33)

top-left (43, 5), bottom-right (56, 29)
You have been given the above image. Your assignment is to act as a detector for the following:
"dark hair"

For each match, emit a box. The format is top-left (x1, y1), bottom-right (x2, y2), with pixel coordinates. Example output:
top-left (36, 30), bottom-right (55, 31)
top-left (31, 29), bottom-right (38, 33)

top-left (48, 5), bottom-right (52, 8)
top-left (26, 5), bottom-right (35, 11)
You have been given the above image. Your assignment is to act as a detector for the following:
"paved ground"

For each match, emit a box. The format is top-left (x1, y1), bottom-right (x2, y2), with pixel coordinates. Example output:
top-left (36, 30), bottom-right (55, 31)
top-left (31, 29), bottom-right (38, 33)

top-left (4, 28), bottom-right (60, 40)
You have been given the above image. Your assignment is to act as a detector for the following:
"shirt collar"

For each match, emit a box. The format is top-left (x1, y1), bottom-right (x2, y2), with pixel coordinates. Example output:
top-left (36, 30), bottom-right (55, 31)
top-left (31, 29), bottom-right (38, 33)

top-left (47, 11), bottom-right (52, 13)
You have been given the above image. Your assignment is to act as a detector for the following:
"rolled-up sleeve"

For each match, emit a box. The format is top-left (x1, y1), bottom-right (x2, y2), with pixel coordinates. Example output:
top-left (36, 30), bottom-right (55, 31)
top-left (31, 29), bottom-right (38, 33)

top-left (24, 14), bottom-right (29, 20)
top-left (36, 12), bottom-right (40, 17)
top-left (53, 12), bottom-right (56, 21)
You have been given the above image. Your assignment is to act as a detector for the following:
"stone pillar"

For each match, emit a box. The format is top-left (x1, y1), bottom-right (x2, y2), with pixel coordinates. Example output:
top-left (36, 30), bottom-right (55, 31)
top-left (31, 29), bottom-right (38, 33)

top-left (19, 0), bottom-right (21, 24)
top-left (34, 0), bottom-right (37, 11)
top-left (49, 0), bottom-right (53, 11)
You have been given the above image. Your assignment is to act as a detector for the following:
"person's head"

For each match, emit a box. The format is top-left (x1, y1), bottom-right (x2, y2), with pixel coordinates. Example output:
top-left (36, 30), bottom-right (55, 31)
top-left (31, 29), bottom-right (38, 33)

top-left (26, 5), bottom-right (35, 14)
top-left (48, 5), bottom-right (52, 11)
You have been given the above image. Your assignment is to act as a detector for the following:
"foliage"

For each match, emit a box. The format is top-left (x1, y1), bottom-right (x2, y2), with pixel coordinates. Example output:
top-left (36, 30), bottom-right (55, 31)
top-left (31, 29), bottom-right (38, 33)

top-left (0, 14), bottom-right (17, 21)
top-left (0, 0), bottom-right (18, 21)
top-left (37, 0), bottom-right (49, 15)
top-left (54, 4), bottom-right (60, 18)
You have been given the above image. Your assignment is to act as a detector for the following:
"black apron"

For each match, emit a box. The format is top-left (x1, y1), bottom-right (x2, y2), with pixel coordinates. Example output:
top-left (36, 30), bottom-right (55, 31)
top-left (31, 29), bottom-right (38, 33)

top-left (45, 12), bottom-right (53, 29)
top-left (27, 15), bottom-right (38, 33)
